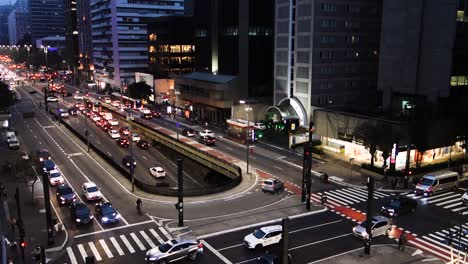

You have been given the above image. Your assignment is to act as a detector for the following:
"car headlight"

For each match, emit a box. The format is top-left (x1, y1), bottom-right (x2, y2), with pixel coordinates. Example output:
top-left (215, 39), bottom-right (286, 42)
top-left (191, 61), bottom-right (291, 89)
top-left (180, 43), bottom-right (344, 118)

top-left (387, 208), bottom-right (394, 212)
top-left (60, 197), bottom-right (65, 200)
top-left (90, 215), bottom-right (94, 219)
top-left (76, 219), bottom-right (81, 222)
top-left (102, 217), bottom-right (109, 222)
top-left (148, 257), bottom-right (157, 261)
top-left (352, 227), bottom-right (356, 232)
top-left (116, 214), bottom-right (121, 219)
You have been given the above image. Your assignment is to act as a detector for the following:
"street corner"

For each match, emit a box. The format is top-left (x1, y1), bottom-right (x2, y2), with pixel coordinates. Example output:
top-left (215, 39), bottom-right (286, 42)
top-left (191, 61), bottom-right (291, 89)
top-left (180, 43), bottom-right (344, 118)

top-left (311, 244), bottom-right (445, 264)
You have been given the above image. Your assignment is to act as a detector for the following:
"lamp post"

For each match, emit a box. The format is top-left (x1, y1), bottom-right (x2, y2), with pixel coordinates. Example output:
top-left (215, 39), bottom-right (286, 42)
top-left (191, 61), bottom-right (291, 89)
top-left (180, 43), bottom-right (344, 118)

top-left (127, 112), bottom-right (135, 192)
top-left (41, 45), bottom-right (50, 72)
top-left (240, 100), bottom-right (253, 174)
top-left (24, 45), bottom-right (32, 75)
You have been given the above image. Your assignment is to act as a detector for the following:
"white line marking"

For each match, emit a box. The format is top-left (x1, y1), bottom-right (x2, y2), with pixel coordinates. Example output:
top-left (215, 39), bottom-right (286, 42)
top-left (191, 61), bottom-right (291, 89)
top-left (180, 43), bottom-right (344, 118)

top-left (436, 197), bottom-right (463, 206)
top-left (88, 242), bottom-right (102, 261)
top-left (99, 239), bottom-right (113, 258)
top-left (109, 237), bottom-right (125, 256)
top-left (201, 240), bottom-right (233, 264)
top-left (290, 233), bottom-right (351, 251)
top-left (149, 228), bottom-right (164, 244)
top-left (120, 235), bottom-right (135, 253)
top-left (142, 155), bottom-right (148, 160)
top-left (444, 202), bottom-right (463, 209)
top-left (140, 230), bottom-right (157, 248)
top-left (218, 243), bottom-right (244, 251)
top-left (75, 219), bottom-right (153, 238)
top-left (77, 244), bottom-right (87, 261)
top-left (159, 226), bottom-right (173, 240)
top-left (66, 247), bottom-right (78, 264)
top-left (130, 232), bottom-right (146, 250)
top-left (428, 194), bottom-right (460, 204)
top-left (273, 166), bottom-right (284, 171)
top-left (453, 206), bottom-right (468, 212)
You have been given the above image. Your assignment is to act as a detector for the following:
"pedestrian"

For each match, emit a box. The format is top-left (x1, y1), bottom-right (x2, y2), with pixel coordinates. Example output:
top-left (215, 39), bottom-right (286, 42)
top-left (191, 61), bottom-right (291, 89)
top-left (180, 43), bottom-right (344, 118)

top-left (2, 190), bottom-right (7, 201)
top-left (433, 152), bottom-right (436, 161)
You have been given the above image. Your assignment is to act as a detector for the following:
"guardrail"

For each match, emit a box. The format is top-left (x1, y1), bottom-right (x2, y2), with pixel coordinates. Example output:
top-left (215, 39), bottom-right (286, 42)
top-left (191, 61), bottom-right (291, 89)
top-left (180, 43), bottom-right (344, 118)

top-left (101, 104), bottom-right (242, 181)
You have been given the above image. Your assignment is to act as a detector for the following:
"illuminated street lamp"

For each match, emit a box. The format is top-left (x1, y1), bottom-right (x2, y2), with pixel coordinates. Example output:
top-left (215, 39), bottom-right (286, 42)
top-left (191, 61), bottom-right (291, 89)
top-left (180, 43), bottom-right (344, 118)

top-left (41, 45), bottom-right (50, 72)
top-left (239, 100), bottom-right (253, 174)
top-left (24, 45), bottom-right (32, 74)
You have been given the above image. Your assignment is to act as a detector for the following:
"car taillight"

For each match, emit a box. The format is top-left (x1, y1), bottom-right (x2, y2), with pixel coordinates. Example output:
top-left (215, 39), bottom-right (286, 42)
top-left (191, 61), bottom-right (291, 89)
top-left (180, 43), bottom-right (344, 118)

top-left (198, 243), bottom-right (203, 249)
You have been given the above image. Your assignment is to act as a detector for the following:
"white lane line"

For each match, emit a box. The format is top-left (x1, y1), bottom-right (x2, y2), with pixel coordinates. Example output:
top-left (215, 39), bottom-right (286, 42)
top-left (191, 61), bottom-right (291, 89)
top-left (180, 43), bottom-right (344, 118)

top-left (273, 165), bottom-right (284, 171)
top-left (77, 244), bottom-right (87, 261)
top-left (99, 239), bottom-right (113, 258)
top-left (225, 146), bottom-right (233, 151)
top-left (290, 233), bottom-right (351, 251)
top-left (424, 192), bottom-right (454, 201)
top-left (88, 242), bottom-right (102, 261)
top-left (453, 206), bottom-right (468, 212)
top-left (218, 243), bottom-right (244, 251)
top-left (130, 232), bottom-right (146, 250)
top-left (97, 140), bottom-right (101, 145)
top-left (109, 237), bottom-right (125, 256)
top-left (140, 230), bottom-right (157, 248)
top-left (120, 235), bottom-right (136, 253)
top-left (428, 194), bottom-right (460, 204)
top-left (66, 247), bottom-right (78, 264)
top-left (436, 197), bottom-right (463, 206)
top-left (74, 219), bottom-right (154, 238)
top-left (290, 220), bottom-right (343, 234)
top-left (159, 227), bottom-right (173, 240)
top-left (142, 155), bottom-right (148, 160)
top-left (149, 228), bottom-right (164, 244)
top-left (201, 240), bottom-right (233, 264)
top-left (444, 202), bottom-right (463, 209)
top-left (107, 151), bottom-right (112, 156)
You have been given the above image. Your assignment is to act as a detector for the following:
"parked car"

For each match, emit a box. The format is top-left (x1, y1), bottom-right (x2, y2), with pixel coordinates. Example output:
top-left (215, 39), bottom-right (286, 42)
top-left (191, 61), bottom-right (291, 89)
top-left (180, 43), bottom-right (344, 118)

top-left (56, 184), bottom-right (76, 205)
top-left (352, 216), bottom-right (391, 239)
top-left (122, 155), bottom-right (136, 168)
top-left (244, 225), bottom-right (282, 250)
top-left (81, 182), bottom-right (102, 201)
top-left (137, 140), bottom-right (149, 149)
top-left (95, 202), bottom-right (120, 224)
top-left (150, 167), bottom-right (166, 179)
top-left (70, 201), bottom-right (93, 225)
top-left (199, 129), bottom-right (214, 137)
top-left (182, 129), bottom-right (195, 137)
top-left (48, 169), bottom-right (64, 186)
top-left (261, 178), bottom-right (284, 193)
top-left (108, 129), bottom-right (120, 139)
top-left (116, 138), bottom-right (130, 147)
top-left (198, 135), bottom-right (216, 146)
top-left (145, 238), bottom-right (203, 263)
top-left (380, 196), bottom-right (417, 217)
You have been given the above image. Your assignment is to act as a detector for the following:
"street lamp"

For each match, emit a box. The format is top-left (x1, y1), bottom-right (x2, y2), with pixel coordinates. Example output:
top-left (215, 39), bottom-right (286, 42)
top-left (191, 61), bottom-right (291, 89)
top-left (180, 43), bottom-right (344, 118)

top-left (239, 100), bottom-right (253, 174)
top-left (41, 45), bottom-right (50, 72)
top-left (127, 112), bottom-right (135, 192)
top-left (24, 45), bottom-right (32, 75)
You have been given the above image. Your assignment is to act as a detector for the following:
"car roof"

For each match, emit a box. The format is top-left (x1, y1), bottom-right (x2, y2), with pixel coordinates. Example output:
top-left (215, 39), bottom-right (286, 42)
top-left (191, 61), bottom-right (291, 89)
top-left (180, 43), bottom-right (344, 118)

top-left (260, 225), bottom-right (282, 233)
top-left (83, 182), bottom-right (97, 188)
top-left (371, 216), bottom-right (388, 223)
top-left (49, 169), bottom-right (60, 174)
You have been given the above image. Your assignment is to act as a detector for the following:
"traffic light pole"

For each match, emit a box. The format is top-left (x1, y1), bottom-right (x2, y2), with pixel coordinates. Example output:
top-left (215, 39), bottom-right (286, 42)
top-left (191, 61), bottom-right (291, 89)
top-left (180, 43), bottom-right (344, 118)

top-left (281, 217), bottom-right (289, 264)
top-left (365, 176), bottom-right (374, 254)
top-left (41, 171), bottom-right (54, 245)
top-left (177, 159), bottom-right (184, 227)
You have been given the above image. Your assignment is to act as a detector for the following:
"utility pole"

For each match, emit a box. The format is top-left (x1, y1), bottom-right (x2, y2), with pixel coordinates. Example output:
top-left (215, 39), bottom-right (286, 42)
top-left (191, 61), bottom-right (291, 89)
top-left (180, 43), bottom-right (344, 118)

top-left (175, 159), bottom-right (184, 227)
top-left (84, 103), bottom-right (89, 152)
top-left (365, 176), bottom-right (374, 255)
top-left (128, 112), bottom-right (135, 192)
top-left (281, 217), bottom-right (289, 264)
top-left (41, 171), bottom-right (54, 245)
top-left (302, 145), bottom-right (312, 206)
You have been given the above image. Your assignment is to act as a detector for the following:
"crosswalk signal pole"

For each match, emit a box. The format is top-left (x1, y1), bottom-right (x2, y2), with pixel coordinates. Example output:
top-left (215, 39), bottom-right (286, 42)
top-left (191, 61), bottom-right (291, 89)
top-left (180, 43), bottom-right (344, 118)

top-left (177, 159), bottom-right (184, 227)
top-left (41, 171), bottom-right (54, 245)
top-left (365, 176), bottom-right (374, 255)
top-left (281, 217), bottom-right (289, 264)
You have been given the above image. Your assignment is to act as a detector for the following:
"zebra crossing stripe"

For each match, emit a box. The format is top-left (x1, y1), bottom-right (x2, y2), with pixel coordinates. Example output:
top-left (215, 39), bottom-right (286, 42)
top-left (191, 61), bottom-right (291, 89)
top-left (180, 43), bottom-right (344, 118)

top-left (336, 188), bottom-right (368, 200)
top-left (424, 192), bottom-right (454, 201)
top-left (88, 242), bottom-right (102, 261)
top-left (150, 228), bottom-right (165, 244)
top-left (317, 192), bottom-right (347, 205)
top-left (452, 206), bottom-right (468, 212)
top-left (436, 197), bottom-right (462, 206)
top-left (423, 234), bottom-right (468, 257)
top-left (428, 194), bottom-right (460, 204)
top-left (130, 232), bottom-right (146, 250)
top-left (120, 235), bottom-right (136, 253)
top-left (140, 230), bottom-right (157, 248)
top-left (322, 192), bottom-right (353, 205)
top-left (330, 189), bottom-right (363, 203)
top-left (99, 239), bottom-right (113, 258)
top-left (66, 247), bottom-right (78, 264)
top-left (444, 202), bottom-right (463, 209)
top-left (110, 237), bottom-right (125, 256)
top-left (77, 244), bottom-right (87, 261)
top-left (159, 227), bottom-right (173, 240)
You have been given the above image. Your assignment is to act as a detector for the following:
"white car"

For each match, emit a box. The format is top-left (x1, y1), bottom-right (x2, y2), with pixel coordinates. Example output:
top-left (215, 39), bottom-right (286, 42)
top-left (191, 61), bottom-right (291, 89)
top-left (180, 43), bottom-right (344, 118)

top-left (58, 109), bottom-right (69, 118)
top-left (92, 115), bottom-right (101, 122)
top-left (109, 119), bottom-right (119, 126)
top-left (352, 216), bottom-right (391, 239)
top-left (199, 129), bottom-right (215, 138)
top-left (81, 182), bottom-right (102, 201)
top-left (131, 133), bottom-right (141, 142)
top-left (150, 167), bottom-right (166, 178)
top-left (108, 129), bottom-right (120, 139)
top-left (244, 225), bottom-right (282, 249)
top-left (462, 191), bottom-right (468, 205)
top-left (48, 169), bottom-right (64, 186)
top-left (111, 101), bottom-right (120, 107)
top-left (74, 93), bottom-right (84, 100)
top-left (254, 122), bottom-right (266, 130)
top-left (139, 108), bottom-right (151, 114)
top-left (47, 96), bottom-right (58, 102)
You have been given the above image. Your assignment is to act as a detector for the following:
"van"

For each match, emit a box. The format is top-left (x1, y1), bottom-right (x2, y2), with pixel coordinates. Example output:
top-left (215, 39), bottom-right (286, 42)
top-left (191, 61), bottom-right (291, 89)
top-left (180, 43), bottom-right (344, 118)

top-left (414, 170), bottom-right (459, 196)
top-left (6, 131), bottom-right (19, 149)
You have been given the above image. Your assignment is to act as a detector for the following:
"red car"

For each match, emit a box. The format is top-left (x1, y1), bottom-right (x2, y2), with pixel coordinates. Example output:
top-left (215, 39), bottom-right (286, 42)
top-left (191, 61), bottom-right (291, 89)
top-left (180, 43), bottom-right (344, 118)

top-left (119, 127), bottom-right (130, 136)
top-left (116, 138), bottom-right (130, 147)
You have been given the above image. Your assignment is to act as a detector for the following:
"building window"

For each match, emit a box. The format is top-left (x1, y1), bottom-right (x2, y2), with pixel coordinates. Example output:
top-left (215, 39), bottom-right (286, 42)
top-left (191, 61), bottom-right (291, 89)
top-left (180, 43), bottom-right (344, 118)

top-left (321, 20), bottom-right (336, 28)
top-left (149, 45), bottom-right (156, 53)
top-left (451, 76), bottom-right (468, 86)
top-left (321, 3), bottom-right (336, 12)
top-left (457, 11), bottom-right (464, 22)
top-left (149, 33), bottom-right (157, 41)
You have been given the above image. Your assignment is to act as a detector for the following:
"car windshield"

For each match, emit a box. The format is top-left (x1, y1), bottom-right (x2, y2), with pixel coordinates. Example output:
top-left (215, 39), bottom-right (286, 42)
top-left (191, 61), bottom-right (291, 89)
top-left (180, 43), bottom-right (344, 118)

top-left (419, 178), bottom-right (434, 186)
top-left (389, 200), bottom-right (401, 208)
top-left (253, 229), bottom-right (266, 239)
top-left (102, 206), bottom-right (115, 215)
top-left (50, 172), bottom-right (61, 178)
top-left (60, 187), bottom-right (73, 195)
top-left (158, 243), bottom-right (172, 253)
top-left (359, 220), bottom-right (369, 228)
top-left (87, 186), bottom-right (99, 192)
top-left (76, 205), bottom-right (89, 216)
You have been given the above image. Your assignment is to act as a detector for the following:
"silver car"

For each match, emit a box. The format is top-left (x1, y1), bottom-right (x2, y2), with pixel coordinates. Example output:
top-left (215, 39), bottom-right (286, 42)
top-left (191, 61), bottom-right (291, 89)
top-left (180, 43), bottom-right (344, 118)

top-left (146, 238), bottom-right (203, 264)
top-left (262, 178), bottom-right (284, 193)
top-left (352, 216), bottom-right (391, 239)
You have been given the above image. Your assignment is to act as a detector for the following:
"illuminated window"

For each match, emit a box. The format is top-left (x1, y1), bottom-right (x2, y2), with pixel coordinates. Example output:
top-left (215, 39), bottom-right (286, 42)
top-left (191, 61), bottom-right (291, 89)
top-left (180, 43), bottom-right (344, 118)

top-left (170, 45), bottom-right (181, 53)
top-left (181, 45), bottom-right (193, 53)
top-left (149, 45), bottom-right (156, 53)
top-left (457, 11), bottom-right (464, 22)
top-left (149, 56), bottom-right (156, 63)
top-left (149, 33), bottom-right (157, 41)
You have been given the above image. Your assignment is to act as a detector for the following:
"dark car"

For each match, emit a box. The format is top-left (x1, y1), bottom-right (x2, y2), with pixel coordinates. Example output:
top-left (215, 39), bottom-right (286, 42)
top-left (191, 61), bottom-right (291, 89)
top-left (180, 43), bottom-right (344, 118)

top-left (38, 149), bottom-right (51, 162)
top-left (65, 92), bottom-right (73, 97)
top-left (257, 254), bottom-right (291, 264)
top-left (116, 138), bottom-right (130, 147)
top-left (42, 159), bottom-right (57, 173)
top-left (68, 107), bottom-right (78, 115)
top-left (198, 135), bottom-right (216, 146)
top-left (122, 155), bottom-right (136, 168)
top-left (141, 113), bottom-right (153, 119)
top-left (137, 140), bottom-right (149, 149)
top-left (95, 202), bottom-right (120, 224)
top-left (102, 124), bottom-right (112, 132)
top-left (182, 129), bottom-right (195, 137)
top-left (380, 196), bottom-right (417, 217)
top-left (152, 111), bottom-right (161, 118)
top-left (56, 184), bottom-right (76, 205)
top-left (70, 201), bottom-right (93, 225)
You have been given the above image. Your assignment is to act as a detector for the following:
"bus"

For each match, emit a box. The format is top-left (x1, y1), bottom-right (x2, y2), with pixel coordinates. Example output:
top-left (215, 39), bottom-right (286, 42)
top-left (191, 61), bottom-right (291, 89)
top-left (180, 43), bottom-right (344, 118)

top-left (110, 92), bottom-right (142, 109)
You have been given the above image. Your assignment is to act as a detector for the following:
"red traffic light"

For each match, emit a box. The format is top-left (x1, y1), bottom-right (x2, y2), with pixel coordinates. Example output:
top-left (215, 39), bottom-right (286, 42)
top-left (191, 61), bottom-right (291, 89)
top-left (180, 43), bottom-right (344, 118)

top-left (20, 242), bottom-right (26, 248)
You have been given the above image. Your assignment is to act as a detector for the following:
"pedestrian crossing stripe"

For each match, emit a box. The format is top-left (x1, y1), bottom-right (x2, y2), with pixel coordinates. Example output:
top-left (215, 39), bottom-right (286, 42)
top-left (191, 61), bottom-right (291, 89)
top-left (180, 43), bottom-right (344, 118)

top-left (315, 187), bottom-right (389, 206)
top-left (404, 191), bottom-right (468, 212)
top-left (67, 227), bottom-right (172, 263)
top-left (419, 223), bottom-right (468, 257)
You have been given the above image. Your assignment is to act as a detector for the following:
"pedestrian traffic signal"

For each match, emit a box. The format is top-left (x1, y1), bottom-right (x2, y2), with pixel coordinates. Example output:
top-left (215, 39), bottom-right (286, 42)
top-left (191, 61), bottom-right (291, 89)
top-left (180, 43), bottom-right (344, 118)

top-left (20, 241), bottom-right (26, 248)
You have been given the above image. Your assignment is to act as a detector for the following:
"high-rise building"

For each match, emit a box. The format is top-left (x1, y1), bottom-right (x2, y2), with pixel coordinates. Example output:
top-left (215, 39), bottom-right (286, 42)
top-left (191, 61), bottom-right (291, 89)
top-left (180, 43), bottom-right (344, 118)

top-left (193, 0), bottom-right (275, 99)
top-left (77, 0), bottom-right (93, 82)
top-left (64, 0), bottom-right (79, 78)
top-left (7, 0), bottom-right (30, 45)
top-left (30, 0), bottom-right (65, 41)
top-left (0, 5), bottom-right (13, 45)
top-left (272, 0), bottom-right (382, 126)
top-left (90, 0), bottom-right (184, 90)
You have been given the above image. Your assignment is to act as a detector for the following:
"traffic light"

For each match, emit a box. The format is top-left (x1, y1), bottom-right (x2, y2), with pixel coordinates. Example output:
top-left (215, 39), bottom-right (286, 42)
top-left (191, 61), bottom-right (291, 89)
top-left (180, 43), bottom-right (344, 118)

top-left (20, 241), bottom-right (26, 248)
top-left (303, 146), bottom-right (312, 161)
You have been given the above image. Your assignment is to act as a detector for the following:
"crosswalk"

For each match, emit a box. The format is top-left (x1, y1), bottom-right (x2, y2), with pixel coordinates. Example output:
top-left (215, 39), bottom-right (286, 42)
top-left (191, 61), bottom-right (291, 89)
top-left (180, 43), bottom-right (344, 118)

top-left (313, 187), bottom-right (390, 207)
top-left (66, 226), bottom-right (172, 264)
top-left (403, 191), bottom-right (468, 213)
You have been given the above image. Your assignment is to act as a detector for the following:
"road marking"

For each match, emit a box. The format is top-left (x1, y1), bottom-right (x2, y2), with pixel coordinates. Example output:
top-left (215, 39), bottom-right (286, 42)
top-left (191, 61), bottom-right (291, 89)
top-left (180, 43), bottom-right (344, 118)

top-left (453, 206), bottom-right (468, 212)
top-left (130, 232), bottom-right (146, 250)
top-left (68, 152), bottom-right (82, 157)
top-left (142, 155), bottom-right (148, 160)
top-left (107, 151), bottom-right (112, 156)
top-left (273, 166), bottom-right (284, 171)
top-left (290, 220), bottom-right (343, 234)
top-left (225, 146), bottom-right (233, 151)
top-left (140, 230), bottom-right (157, 248)
top-left (77, 244), bottom-right (87, 261)
top-left (159, 226), bottom-right (173, 240)
top-left (326, 190), bottom-right (362, 204)
top-left (201, 240), bottom-right (233, 264)
top-left (88, 242), bottom-right (102, 261)
top-left (290, 233), bottom-right (352, 251)
top-left (75, 220), bottom-right (154, 238)
top-left (427, 194), bottom-right (460, 204)
top-left (436, 197), bottom-right (462, 206)
top-left (120, 235), bottom-right (136, 253)
top-left (218, 243), bottom-right (244, 251)
top-left (444, 202), bottom-right (463, 209)
top-left (66, 247), bottom-right (78, 264)
top-left (96, 140), bottom-right (101, 144)
top-left (109, 237), bottom-right (125, 256)
top-left (99, 239), bottom-right (113, 258)
top-left (149, 228), bottom-right (165, 244)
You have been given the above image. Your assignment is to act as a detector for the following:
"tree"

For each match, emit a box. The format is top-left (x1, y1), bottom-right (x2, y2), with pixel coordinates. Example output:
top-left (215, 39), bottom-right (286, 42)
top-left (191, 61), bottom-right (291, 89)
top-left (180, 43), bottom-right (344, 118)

top-left (126, 81), bottom-right (152, 100)
top-left (0, 81), bottom-right (14, 110)
top-left (355, 121), bottom-right (394, 167)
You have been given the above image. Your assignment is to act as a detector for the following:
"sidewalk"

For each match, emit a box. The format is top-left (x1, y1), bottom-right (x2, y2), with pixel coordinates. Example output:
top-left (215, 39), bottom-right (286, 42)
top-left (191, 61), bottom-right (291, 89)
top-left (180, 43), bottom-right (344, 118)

top-left (312, 244), bottom-right (444, 264)
top-left (0, 133), bottom-right (67, 263)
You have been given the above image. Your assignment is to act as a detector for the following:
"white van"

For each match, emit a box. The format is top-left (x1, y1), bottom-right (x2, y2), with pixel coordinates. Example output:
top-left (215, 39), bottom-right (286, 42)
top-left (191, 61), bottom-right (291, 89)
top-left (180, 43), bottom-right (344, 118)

top-left (414, 170), bottom-right (459, 196)
top-left (6, 131), bottom-right (19, 149)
